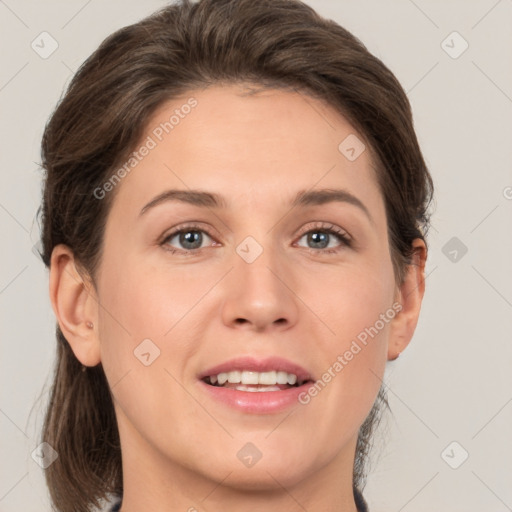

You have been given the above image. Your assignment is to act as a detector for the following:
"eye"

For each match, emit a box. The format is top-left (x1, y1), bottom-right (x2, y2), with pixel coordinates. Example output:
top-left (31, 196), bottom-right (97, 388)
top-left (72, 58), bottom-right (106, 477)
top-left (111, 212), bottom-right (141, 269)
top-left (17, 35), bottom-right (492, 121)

top-left (159, 222), bottom-right (352, 256)
top-left (161, 224), bottom-right (216, 254)
top-left (295, 223), bottom-right (352, 254)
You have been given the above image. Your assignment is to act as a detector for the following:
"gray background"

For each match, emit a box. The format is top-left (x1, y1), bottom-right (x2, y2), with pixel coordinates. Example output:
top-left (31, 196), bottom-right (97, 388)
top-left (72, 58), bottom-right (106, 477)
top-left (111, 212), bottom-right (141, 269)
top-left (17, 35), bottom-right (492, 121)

top-left (1, 0), bottom-right (511, 511)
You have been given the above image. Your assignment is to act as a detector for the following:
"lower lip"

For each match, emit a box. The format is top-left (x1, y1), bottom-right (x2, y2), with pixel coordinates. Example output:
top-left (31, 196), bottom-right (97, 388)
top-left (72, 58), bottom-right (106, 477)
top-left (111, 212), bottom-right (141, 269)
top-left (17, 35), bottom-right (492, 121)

top-left (198, 380), bottom-right (314, 414)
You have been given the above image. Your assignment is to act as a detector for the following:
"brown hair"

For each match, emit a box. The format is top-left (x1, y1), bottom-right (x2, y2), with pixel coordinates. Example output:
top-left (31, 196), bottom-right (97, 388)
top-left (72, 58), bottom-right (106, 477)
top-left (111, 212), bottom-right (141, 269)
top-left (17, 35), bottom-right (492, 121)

top-left (38, 0), bottom-right (433, 510)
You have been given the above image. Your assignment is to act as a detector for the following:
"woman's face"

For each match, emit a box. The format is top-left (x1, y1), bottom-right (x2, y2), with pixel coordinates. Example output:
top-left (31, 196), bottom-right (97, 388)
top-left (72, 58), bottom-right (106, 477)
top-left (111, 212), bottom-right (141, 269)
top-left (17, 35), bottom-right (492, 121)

top-left (92, 84), bottom-right (405, 492)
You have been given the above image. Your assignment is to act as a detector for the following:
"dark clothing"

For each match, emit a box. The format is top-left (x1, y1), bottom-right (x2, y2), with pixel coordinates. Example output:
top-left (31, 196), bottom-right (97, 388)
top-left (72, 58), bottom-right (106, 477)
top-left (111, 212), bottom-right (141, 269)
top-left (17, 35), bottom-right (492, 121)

top-left (354, 487), bottom-right (369, 511)
top-left (110, 498), bottom-right (121, 512)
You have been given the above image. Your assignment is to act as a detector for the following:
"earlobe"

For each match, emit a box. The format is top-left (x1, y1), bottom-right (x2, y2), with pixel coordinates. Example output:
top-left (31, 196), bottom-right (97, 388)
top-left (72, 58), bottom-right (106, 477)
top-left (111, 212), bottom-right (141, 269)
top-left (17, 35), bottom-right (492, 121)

top-left (387, 239), bottom-right (427, 360)
top-left (49, 244), bottom-right (101, 367)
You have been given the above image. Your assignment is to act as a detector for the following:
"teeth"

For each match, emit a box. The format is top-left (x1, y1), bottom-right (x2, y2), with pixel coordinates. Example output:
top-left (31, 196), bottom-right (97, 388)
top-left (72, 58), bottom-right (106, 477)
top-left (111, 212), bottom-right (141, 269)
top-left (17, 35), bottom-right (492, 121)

top-left (258, 371), bottom-right (276, 385)
top-left (227, 371), bottom-right (241, 383)
top-left (276, 371), bottom-right (288, 384)
top-left (208, 370), bottom-right (303, 386)
top-left (242, 371), bottom-right (259, 385)
top-left (235, 385), bottom-right (282, 392)
top-left (217, 373), bottom-right (229, 385)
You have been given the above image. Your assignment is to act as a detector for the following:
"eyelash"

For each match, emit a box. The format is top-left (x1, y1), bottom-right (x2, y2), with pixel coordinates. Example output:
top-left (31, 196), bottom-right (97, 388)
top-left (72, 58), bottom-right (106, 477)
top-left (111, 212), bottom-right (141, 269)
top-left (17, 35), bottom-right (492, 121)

top-left (160, 222), bottom-right (352, 256)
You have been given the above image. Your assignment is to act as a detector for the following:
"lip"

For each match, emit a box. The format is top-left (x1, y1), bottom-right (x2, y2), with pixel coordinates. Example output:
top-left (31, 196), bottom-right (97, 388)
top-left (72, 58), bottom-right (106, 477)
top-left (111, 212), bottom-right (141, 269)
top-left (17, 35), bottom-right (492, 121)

top-left (198, 356), bottom-right (313, 382)
top-left (197, 356), bottom-right (314, 414)
top-left (198, 379), bottom-right (315, 414)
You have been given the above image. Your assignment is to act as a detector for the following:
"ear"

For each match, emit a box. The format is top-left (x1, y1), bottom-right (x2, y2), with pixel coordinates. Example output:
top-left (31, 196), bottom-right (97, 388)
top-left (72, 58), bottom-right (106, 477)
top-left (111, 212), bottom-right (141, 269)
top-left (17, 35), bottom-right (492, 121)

top-left (387, 238), bottom-right (427, 360)
top-left (49, 244), bottom-right (101, 367)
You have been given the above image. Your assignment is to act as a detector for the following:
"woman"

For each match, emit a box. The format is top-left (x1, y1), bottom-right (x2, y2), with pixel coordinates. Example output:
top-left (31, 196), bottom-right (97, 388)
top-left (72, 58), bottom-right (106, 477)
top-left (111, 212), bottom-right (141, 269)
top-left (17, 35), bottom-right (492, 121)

top-left (39, 0), bottom-right (433, 510)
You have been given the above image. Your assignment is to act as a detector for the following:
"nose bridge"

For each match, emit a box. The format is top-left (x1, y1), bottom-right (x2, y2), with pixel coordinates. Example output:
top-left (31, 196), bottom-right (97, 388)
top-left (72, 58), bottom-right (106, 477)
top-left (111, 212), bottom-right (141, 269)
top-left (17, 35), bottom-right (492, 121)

top-left (234, 232), bottom-right (285, 297)
top-left (221, 231), bottom-right (299, 331)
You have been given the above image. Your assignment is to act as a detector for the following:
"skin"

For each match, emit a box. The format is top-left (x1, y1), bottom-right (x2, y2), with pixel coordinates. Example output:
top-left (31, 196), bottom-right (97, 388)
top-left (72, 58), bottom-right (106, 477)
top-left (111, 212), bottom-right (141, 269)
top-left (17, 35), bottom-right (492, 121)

top-left (49, 84), bottom-right (426, 512)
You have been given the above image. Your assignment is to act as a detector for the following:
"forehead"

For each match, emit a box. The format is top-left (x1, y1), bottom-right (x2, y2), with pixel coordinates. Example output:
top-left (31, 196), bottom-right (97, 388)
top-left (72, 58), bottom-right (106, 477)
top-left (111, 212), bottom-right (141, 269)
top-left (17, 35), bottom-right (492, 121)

top-left (108, 84), bottom-right (383, 218)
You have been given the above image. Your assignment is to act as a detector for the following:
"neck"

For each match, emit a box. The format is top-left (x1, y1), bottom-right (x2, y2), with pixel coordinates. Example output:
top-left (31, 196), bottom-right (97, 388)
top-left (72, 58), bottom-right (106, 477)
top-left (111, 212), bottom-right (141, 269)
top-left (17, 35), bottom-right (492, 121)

top-left (115, 410), bottom-right (361, 512)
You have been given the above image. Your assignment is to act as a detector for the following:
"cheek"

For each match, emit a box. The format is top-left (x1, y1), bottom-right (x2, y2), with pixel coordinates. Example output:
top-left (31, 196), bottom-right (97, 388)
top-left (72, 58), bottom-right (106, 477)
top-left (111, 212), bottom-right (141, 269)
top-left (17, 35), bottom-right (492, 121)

top-left (96, 253), bottom-right (213, 387)
top-left (312, 255), bottom-right (395, 344)
top-left (95, 258), bottom-right (198, 433)
top-left (95, 255), bottom-right (169, 385)
top-left (98, 255), bottom-right (193, 337)
top-left (303, 257), bottom-right (394, 412)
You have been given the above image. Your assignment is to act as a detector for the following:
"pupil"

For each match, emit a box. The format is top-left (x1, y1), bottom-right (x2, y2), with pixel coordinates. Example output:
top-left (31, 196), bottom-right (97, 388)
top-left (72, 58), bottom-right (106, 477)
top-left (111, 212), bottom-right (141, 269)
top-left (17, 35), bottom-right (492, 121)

top-left (181, 231), bottom-right (202, 249)
top-left (309, 232), bottom-right (328, 249)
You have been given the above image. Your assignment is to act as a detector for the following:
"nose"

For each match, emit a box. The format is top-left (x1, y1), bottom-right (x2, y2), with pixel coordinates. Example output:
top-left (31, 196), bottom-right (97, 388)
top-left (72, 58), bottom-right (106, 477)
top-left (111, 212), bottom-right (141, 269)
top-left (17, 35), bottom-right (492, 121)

top-left (220, 241), bottom-right (299, 333)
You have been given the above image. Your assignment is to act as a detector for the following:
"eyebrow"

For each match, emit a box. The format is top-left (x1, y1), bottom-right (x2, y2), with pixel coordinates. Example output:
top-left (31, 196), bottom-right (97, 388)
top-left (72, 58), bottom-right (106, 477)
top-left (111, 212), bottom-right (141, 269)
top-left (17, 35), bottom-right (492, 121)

top-left (139, 188), bottom-right (372, 222)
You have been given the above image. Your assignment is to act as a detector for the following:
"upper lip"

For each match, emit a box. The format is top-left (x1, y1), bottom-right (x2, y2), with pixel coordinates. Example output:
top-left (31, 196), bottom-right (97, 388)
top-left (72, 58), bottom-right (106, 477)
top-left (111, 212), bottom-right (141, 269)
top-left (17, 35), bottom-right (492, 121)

top-left (198, 356), bottom-right (313, 382)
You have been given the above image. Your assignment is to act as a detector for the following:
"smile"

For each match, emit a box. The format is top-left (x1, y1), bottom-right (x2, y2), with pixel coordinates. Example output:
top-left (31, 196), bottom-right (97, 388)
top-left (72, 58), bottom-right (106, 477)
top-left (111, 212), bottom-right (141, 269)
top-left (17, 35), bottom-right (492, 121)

top-left (197, 357), bottom-right (316, 413)
top-left (203, 370), bottom-right (310, 391)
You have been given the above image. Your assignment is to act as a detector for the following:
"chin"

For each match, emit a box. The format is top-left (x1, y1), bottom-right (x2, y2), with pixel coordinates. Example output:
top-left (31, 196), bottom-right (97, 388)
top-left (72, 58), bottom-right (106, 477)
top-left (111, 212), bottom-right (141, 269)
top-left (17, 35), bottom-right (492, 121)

top-left (192, 444), bottom-right (319, 491)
